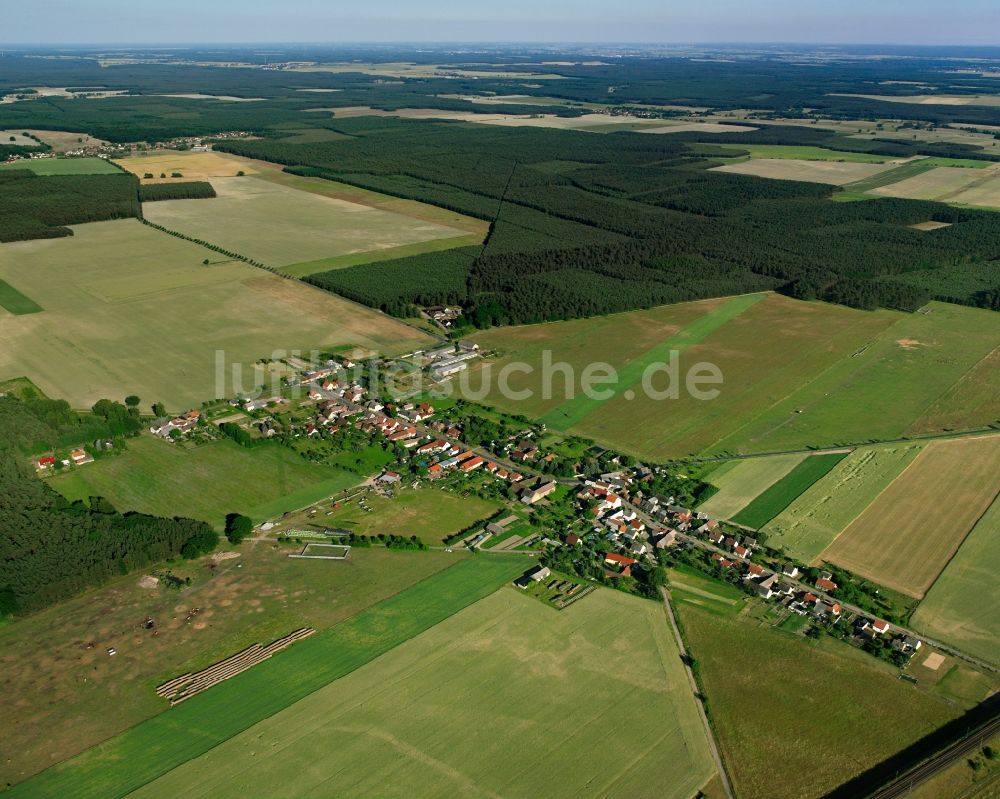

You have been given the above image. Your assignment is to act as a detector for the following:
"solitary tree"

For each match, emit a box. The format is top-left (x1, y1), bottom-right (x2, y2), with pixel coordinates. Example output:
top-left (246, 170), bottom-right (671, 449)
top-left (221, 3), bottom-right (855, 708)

top-left (125, 395), bottom-right (140, 408)
top-left (224, 513), bottom-right (253, 545)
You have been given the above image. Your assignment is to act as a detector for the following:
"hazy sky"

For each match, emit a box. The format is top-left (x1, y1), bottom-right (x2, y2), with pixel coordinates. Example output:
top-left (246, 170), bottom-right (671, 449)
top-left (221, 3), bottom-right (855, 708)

top-left (5, 0), bottom-right (999, 45)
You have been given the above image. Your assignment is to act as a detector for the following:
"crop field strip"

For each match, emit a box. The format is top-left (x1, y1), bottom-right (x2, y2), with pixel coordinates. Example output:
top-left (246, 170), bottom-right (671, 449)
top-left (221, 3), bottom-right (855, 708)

top-left (698, 453), bottom-right (808, 519)
top-left (912, 495), bottom-right (1000, 666)
top-left (731, 452), bottom-right (848, 529)
top-left (711, 157), bottom-right (900, 185)
top-left (0, 156), bottom-right (122, 175)
top-left (6, 556), bottom-right (526, 799)
top-left (0, 278), bottom-right (42, 314)
top-left (764, 442), bottom-right (925, 563)
top-left (126, 588), bottom-right (716, 799)
top-left (0, 219), bottom-right (433, 409)
top-left (821, 434), bottom-right (1000, 599)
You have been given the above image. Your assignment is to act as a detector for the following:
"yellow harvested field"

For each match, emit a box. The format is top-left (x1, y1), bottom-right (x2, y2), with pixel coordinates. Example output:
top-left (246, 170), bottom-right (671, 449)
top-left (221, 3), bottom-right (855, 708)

top-left (871, 165), bottom-right (1000, 201)
top-left (711, 158), bottom-right (898, 185)
top-left (822, 435), bottom-right (1000, 598)
top-left (636, 122), bottom-right (758, 134)
top-left (834, 93), bottom-right (1000, 107)
top-left (114, 150), bottom-right (259, 183)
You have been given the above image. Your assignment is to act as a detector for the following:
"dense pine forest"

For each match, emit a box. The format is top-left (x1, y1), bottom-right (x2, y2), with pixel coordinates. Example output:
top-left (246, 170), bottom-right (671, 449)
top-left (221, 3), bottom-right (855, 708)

top-left (218, 119), bottom-right (1000, 323)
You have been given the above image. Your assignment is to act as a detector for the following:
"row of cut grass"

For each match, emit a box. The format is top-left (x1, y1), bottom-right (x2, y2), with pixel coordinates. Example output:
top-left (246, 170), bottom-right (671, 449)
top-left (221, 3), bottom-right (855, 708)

top-left (732, 452), bottom-right (848, 529)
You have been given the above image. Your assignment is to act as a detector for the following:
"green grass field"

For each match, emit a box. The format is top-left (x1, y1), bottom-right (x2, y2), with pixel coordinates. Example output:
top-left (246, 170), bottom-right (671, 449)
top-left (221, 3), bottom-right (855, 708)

top-left (311, 487), bottom-right (500, 543)
top-left (731, 452), bottom-right (848, 529)
top-left (127, 587), bottom-right (716, 799)
top-left (50, 435), bottom-right (363, 529)
top-left (0, 219), bottom-right (433, 409)
top-left (698, 453), bottom-right (807, 519)
top-left (0, 278), bottom-right (42, 314)
top-left (0, 157), bottom-right (122, 175)
top-left (668, 564), bottom-right (746, 617)
top-left (142, 175), bottom-right (472, 267)
top-left (715, 144), bottom-right (896, 162)
top-left (468, 295), bottom-right (998, 459)
top-left (540, 293), bottom-right (766, 430)
top-left (679, 604), bottom-right (961, 799)
top-left (6, 556), bottom-right (526, 799)
top-left (0, 546), bottom-right (462, 788)
top-left (764, 442), bottom-right (925, 562)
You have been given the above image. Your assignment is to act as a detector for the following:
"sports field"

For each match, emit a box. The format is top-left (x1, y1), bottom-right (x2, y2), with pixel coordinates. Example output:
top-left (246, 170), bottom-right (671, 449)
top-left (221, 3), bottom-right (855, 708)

top-left (764, 442), bottom-right (925, 563)
top-left (711, 157), bottom-right (899, 185)
top-left (142, 175), bottom-right (472, 267)
top-left (467, 295), bottom-right (999, 459)
top-left (913, 496), bottom-right (1000, 665)
top-left (698, 453), bottom-right (807, 519)
top-left (822, 434), bottom-right (1000, 598)
top-left (0, 219), bottom-right (433, 409)
top-left (7, 556), bottom-right (526, 799)
top-left (0, 545), bottom-right (463, 788)
top-left (0, 278), bottom-right (42, 314)
top-left (0, 156), bottom-right (121, 175)
top-left (318, 487), bottom-right (500, 543)
top-left (114, 150), bottom-right (260, 182)
top-left (127, 588), bottom-right (715, 799)
top-left (49, 435), bottom-right (363, 529)
top-left (679, 604), bottom-right (961, 799)
top-left (731, 452), bottom-right (848, 529)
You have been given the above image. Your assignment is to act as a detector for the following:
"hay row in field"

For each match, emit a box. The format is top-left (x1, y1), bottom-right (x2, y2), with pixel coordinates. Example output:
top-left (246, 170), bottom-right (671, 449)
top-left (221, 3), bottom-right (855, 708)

top-left (157, 628), bottom-right (315, 705)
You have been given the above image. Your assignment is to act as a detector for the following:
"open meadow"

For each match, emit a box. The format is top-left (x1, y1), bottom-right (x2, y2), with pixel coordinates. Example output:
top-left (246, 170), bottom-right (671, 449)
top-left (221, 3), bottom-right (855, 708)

top-left (142, 175), bottom-right (473, 267)
top-left (698, 453), bottom-right (807, 519)
top-left (821, 434), bottom-right (1000, 598)
top-left (126, 588), bottom-right (716, 799)
top-left (311, 486), bottom-right (500, 544)
top-left (0, 545), bottom-right (465, 788)
top-left (711, 157), bottom-right (900, 185)
top-left (0, 219), bottom-right (433, 409)
top-left (467, 295), bottom-right (1000, 459)
top-left (678, 604), bottom-right (962, 799)
top-left (764, 442), bottom-right (925, 563)
top-left (6, 556), bottom-right (526, 799)
top-left (912, 495), bottom-right (1000, 665)
top-left (0, 156), bottom-right (121, 175)
top-left (49, 435), bottom-right (363, 529)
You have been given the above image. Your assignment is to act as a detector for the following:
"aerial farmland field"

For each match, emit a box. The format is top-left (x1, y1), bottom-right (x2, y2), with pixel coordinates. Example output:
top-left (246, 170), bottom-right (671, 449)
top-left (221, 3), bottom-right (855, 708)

top-left (0, 546), bottom-right (463, 788)
top-left (764, 442), bottom-right (925, 563)
top-left (125, 588), bottom-right (716, 799)
top-left (821, 434), bottom-right (1000, 598)
top-left (911, 494), bottom-right (1000, 665)
top-left (141, 175), bottom-right (473, 267)
top-left (0, 219), bottom-right (433, 409)
top-left (49, 435), bottom-right (363, 529)
top-left (730, 452), bottom-right (847, 529)
top-left (711, 157), bottom-right (900, 185)
top-left (678, 604), bottom-right (962, 799)
top-left (871, 164), bottom-right (1000, 207)
top-left (0, 156), bottom-right (121, 175)
top-left (114, 150), bottom-right (261, 182)
top-left (698, 453), bottom-right (808, 519)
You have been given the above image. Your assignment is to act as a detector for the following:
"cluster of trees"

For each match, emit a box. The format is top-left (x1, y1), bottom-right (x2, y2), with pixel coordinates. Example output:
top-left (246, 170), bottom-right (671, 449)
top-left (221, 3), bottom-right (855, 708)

top-left (218, 119), bottom-right (1000, 323)
top-left (0, 171), bottom-right (140, 242)
top-left (0, 453), bottom-right (217, 615)
top-left (138, 181), bottom-right (217, 202)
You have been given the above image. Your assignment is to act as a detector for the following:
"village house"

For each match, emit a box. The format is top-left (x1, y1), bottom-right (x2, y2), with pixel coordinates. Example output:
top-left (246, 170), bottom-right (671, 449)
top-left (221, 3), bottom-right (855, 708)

top-left (521, 480), bottom-right (558, 505)
top-left (603, 552), bottom-right (637, 577)
top-left (515, 565), bottom-right (551, 588)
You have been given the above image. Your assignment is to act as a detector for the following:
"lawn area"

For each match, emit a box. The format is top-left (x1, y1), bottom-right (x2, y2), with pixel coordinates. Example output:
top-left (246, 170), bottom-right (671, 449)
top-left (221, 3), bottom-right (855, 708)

top-left (679, 604), bottom-right (961, 799)
top-left (314, 486), bottom-right (501, 544)
top-left (764, 442), bottom-right (925, 563)
top-left (126, 587), bottom-right (716, 799)
top-left (0, 278), bottom-right (42, 314)
top-left (822, 434), bottom-right (1000, 598)
top-left (731, 452), bottom-right (848, 529)
top-left (912, 495), bottom-right (1000, 665)
top-left (6, 556), bottom-right (526, 799)
top-left (0, 157), bottom-right (121, 175)
top-left (698, 453), bottom-right (807, 519)
top-left (49, 435), bottom-right (363, 529)
top-left (142, 175), bottom-right (472, 268)
top-left (0, 219), bottom-right (433, 410)
top-left (707, 301), bottom-right (1000, 456)
top-left (0, 545), bottom-right (465, 789)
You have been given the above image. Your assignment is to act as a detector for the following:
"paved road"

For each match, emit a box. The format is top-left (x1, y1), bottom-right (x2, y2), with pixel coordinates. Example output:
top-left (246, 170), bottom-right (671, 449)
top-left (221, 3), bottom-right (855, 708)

top-left (661, 590), bottom-right (735, 799)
